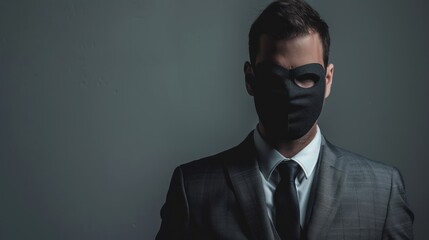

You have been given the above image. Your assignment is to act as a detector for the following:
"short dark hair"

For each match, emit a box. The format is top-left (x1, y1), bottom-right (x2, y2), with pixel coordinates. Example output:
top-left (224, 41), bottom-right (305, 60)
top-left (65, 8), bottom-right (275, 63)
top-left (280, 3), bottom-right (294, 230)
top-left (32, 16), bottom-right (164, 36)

top-left (248, 0), bottom-right (330, 67)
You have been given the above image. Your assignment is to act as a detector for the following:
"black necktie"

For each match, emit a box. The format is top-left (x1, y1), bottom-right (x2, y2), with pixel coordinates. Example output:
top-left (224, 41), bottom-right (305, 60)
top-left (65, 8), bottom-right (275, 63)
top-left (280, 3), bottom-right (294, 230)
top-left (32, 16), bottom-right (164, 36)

top-left (274, 160), bottom-right (301, 240)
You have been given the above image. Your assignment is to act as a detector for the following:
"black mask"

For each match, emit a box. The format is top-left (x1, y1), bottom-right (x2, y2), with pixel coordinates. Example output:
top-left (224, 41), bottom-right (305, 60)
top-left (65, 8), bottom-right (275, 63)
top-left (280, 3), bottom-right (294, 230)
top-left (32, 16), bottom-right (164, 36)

top-left (253, 61), bottom-right (326, 141)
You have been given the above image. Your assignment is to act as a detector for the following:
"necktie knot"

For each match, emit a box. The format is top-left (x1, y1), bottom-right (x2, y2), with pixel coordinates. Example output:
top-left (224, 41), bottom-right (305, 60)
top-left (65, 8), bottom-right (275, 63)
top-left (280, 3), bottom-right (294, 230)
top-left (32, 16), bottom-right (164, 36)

top-left (276, 160), bottom-right (301, 182)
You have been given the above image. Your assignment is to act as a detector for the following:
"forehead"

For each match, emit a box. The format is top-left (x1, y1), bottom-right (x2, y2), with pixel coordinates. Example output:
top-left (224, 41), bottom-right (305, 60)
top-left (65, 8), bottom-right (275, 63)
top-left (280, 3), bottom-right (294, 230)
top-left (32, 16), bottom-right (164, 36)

top-left (255, 32), bottom-right (324, 69)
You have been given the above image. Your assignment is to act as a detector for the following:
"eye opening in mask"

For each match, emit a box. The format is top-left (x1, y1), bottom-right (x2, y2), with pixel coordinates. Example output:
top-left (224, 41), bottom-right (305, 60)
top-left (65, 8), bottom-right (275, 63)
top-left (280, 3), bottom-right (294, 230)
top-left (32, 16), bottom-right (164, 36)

top-left (293, 73), bottom-right (320, 88)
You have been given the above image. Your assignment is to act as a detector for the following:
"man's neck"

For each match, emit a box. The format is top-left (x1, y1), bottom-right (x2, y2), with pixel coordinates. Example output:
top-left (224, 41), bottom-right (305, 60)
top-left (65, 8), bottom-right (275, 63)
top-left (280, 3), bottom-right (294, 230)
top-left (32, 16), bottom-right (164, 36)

top-left (258, 123), bottom-right (318, 158)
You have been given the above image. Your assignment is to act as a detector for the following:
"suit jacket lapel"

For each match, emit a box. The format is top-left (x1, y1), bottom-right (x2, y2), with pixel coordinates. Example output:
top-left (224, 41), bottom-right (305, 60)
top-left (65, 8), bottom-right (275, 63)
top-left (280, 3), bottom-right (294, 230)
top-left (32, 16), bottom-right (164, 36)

top-left (226, 132), bottom-right (275, 240)
top-left (306, 137), bottom-right (348, 240)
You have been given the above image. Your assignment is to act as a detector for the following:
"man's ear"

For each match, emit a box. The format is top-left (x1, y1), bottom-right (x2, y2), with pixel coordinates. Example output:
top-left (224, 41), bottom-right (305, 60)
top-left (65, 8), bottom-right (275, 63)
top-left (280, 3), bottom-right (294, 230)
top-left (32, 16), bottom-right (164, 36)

top-left (324, 63), bottom-right (334, 98)
top-left (244, 61), bottom-right (255, 96)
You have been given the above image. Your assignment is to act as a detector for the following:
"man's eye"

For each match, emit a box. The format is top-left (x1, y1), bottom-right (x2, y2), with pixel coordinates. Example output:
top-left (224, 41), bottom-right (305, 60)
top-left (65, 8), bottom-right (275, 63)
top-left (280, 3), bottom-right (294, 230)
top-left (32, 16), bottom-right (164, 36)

top-left (293, 74), bottom-right (319, 88)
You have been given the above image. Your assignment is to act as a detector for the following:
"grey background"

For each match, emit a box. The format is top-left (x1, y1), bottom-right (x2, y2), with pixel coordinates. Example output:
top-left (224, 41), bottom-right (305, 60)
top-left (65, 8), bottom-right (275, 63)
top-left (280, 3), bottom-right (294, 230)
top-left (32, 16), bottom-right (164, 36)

top-left (1, 0), bottom-right (427, 239)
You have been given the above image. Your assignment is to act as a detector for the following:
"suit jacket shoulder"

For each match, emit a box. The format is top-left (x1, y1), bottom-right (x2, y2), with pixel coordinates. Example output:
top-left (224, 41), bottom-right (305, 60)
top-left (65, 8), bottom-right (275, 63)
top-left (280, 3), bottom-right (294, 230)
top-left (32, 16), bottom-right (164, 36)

top-left (329, 141), bottom-right (410, 202)
top-left (310, 139), bottom-right (414, 240)
top-left (157, 133), bottom-right (265, 239)
top-left (331, 142), bottom-right (394, 170)
top-left (179, 133), bottom-right (254, 171)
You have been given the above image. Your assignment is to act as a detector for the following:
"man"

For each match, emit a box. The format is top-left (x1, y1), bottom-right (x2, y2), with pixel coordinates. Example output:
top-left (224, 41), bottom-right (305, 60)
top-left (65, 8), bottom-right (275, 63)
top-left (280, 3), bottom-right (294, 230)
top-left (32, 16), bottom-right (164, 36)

top-left (156, 0), bottom-right (414, 239)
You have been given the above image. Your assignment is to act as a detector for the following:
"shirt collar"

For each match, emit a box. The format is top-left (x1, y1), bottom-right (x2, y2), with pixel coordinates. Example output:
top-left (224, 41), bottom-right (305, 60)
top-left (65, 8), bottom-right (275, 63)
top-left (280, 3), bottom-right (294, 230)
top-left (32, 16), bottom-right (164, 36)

top-left (253, 125), bottom-right (321, 182)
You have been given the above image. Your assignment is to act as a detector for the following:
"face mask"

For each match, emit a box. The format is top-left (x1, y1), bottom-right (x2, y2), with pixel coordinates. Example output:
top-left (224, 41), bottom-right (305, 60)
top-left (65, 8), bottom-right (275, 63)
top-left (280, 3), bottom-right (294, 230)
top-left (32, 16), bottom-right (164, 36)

top-left (253, 61), bottom-right (326, 141)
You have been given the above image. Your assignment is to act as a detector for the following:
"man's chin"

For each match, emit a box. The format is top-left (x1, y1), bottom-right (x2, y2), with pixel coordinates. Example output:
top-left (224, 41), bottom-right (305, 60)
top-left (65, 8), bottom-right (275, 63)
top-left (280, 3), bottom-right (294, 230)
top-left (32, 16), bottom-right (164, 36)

top-left (263, 124), bottom-right (316, 144)
top-left (265, 128), bottom-right (298, 143)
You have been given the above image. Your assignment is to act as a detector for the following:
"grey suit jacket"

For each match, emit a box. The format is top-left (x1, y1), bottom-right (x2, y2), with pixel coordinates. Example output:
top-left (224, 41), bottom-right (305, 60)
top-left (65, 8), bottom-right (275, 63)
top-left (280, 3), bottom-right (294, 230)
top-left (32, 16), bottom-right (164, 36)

top-left (156, 132), bottom-right (414, 239)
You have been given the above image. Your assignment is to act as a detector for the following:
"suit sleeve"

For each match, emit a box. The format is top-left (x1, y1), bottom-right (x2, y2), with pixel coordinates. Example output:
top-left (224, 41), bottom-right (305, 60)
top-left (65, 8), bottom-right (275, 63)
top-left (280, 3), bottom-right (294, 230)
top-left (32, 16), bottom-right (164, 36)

top-left (382, 167), bottom-right (414, 240)
top-left (156, 167), bottom-right (190, 240)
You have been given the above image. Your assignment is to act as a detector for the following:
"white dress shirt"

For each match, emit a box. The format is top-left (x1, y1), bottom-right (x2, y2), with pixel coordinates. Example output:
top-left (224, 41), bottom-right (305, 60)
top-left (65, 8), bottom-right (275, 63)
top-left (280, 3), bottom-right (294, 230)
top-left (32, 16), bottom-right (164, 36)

top-left (253, 125), bottom-right (321, 227)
